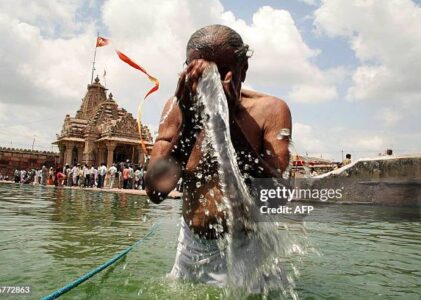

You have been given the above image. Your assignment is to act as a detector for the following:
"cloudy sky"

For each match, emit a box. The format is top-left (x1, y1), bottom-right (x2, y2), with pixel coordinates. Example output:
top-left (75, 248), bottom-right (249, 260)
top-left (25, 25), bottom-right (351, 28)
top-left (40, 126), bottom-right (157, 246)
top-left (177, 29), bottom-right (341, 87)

top-left (0, 0), bottom-right (420, 161)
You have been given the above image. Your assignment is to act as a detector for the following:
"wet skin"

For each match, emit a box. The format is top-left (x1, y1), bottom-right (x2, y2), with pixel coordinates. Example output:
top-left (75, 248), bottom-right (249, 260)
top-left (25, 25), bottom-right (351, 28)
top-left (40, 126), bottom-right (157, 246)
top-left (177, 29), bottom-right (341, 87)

top-left (146, 54), bottom-right (292, 239)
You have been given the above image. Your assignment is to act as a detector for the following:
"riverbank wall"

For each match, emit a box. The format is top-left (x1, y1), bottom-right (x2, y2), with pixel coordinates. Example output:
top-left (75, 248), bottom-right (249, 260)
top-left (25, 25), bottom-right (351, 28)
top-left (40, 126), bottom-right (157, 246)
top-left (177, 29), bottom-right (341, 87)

top-left (292, 155), bottom-right (421, 206)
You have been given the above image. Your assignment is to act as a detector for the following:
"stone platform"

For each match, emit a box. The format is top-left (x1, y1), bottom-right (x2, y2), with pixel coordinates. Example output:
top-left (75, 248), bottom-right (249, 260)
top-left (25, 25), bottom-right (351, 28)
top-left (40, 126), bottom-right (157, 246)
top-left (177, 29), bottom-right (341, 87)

top-left (292, 155), bottom-right (421, 207)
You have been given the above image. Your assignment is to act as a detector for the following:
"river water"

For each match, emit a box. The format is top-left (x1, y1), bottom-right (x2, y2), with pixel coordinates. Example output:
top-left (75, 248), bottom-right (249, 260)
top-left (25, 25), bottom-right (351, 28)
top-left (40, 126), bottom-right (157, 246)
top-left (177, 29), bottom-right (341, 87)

top-left (0, 182), bottom-right (420, 299)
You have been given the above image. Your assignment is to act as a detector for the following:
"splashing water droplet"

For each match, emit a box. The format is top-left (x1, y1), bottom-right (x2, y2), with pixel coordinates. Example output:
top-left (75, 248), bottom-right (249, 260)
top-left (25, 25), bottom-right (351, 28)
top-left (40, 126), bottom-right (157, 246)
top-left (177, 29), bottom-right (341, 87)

top-left (277, 128), bottom-right (291, 140)
top-left (193, 64), bottom-right (306, 296)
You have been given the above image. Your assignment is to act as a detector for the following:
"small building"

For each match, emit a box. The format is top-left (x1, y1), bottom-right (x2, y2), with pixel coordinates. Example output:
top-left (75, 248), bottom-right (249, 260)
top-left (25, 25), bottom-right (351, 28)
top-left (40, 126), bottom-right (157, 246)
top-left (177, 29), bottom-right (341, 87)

top-left (291, 154), bottom-right (337, 177)
top-left (53, 76), bottom-right (153, 167)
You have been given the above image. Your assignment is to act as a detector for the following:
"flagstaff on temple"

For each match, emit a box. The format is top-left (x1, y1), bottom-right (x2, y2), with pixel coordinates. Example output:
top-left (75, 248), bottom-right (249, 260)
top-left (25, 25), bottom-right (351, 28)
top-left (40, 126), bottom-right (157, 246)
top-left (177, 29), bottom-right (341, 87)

top-left (53, 75), bottom-right (153, 167)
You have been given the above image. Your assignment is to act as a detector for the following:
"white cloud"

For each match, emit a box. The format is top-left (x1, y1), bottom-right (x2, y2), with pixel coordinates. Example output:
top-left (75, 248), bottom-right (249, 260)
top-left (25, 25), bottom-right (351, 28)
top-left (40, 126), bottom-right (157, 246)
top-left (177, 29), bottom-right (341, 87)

top-left (314, 0), bottom-right (421, 105)
top-left (313, 0), bottom-right (421, 134)
top-left (1, 0), bottom-right (418, 155)
top-left (292, 122), bottom-right (325, 155)
top-left (291, 122), bottom-right (388, 161)
top-left (0, 0), bottom-right (337, 115)
top-left (228, 6), bottom-right (336, 102)
top-left (95, 1), bottom-right (338, 127)
top-left (288, 66), bottom-right (349, 102)
top-left (288, 84), bottom-right (337, 103)
top-left (0, 7), bottom-right (97, 149)
top-left (0, 124), bottom-right (54, 151)
top-left (0, 13), bottom-right (96, 106)
top-left (376, 107), bottom-right (401, 127)
top-left (344, 135), bottom-right (385, 152)
top-left (0, 0), bottom-right (88, 37)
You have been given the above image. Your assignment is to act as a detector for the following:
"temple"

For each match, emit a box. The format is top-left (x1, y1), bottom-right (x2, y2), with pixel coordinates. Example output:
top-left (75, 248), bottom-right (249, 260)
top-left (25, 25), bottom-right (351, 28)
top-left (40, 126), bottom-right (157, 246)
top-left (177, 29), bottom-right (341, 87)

top-left (53, 76), bottom-right (153, 167)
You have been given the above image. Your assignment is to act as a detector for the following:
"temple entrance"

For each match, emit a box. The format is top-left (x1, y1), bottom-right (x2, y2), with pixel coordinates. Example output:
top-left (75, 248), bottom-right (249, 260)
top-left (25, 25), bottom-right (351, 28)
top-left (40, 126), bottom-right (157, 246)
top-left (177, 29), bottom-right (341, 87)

top-left (71, 147), bottom-right (78, 165)
top-left (113, 144), bottom-right (140, 164)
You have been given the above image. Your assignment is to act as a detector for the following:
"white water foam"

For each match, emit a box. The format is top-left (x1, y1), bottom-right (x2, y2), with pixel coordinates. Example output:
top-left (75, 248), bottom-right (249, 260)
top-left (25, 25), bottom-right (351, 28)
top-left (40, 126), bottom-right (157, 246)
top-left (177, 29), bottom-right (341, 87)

top-left (196, 64), bottom-right (309, 298)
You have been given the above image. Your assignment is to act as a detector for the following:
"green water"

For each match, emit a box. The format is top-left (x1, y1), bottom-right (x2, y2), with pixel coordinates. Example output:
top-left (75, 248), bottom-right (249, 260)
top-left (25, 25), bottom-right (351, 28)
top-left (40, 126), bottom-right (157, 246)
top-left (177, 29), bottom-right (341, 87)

top-left (0, 183), bottom-right (420, 299)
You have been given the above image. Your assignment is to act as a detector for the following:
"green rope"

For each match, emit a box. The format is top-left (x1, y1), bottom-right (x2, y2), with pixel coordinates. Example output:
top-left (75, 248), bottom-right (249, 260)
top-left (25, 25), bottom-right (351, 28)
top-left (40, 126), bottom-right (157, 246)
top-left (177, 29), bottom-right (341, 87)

top-left (41, 223), bottom-right (160, 300)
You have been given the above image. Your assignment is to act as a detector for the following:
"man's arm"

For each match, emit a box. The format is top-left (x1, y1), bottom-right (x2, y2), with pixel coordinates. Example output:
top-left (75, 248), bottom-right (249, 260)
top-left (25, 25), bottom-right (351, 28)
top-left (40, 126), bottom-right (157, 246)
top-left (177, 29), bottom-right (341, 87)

top-left (145, 98), bottom-right (182, 203)
top-left (261, 97), bottom-right (292, 173)
top-left (146, 61), bottom-right (212, 203)
top-left (228, 97), bottom-right (291, 178)
top-left (145, 95), bottom-right (201, 203)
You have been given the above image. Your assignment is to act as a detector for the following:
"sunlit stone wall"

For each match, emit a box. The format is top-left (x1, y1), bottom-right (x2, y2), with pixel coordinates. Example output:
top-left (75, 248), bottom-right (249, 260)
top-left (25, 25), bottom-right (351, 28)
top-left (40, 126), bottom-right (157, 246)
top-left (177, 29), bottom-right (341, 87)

top-left (0, 147), bottom-right (59, 178)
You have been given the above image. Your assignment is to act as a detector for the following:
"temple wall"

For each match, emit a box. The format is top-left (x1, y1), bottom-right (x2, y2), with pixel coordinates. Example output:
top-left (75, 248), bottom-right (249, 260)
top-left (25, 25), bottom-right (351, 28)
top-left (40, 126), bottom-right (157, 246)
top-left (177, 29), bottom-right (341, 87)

top-left (0, 147), bottom-right (59, 178)
top-left (292, 156), bottom-right (421, 207)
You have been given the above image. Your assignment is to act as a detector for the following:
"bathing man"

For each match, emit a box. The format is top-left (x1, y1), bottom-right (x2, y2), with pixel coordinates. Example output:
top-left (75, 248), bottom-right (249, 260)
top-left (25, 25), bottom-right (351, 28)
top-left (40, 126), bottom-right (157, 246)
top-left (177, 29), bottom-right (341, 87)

top-left (145, 25), bottom-right (291, 286)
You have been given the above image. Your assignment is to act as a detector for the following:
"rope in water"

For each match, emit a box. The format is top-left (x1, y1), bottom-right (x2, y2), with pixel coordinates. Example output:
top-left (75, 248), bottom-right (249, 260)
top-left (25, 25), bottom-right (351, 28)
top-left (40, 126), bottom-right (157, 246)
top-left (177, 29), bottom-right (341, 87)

top-left (41, 223), bottom-right (160, 300)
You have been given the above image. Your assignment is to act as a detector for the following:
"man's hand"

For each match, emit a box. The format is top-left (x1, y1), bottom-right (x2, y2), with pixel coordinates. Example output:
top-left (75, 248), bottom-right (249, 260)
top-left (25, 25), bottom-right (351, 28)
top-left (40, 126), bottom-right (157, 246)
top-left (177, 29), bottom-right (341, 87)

top-left (146, 158), bottom-right (181, 196)
top-left (177, 59), bottom-right (214, 96)
top-left (175, 59), bottom-right (240, 118)
top-left (175, 59), bottom-right (210, 120)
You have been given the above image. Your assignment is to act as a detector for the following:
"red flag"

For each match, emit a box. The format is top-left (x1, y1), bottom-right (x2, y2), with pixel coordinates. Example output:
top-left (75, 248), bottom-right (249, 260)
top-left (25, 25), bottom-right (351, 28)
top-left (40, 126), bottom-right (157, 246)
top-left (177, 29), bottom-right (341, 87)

top-left (95, 37), bottom-right (160, 155)
top-left (116, 50), bottom-right (148, 74)
top-left (116, 50), bottom-right (160, 100)
top-left (96, 37), bottom-right (109, 47)
top-left (144, 76), bottom-right (159, 99)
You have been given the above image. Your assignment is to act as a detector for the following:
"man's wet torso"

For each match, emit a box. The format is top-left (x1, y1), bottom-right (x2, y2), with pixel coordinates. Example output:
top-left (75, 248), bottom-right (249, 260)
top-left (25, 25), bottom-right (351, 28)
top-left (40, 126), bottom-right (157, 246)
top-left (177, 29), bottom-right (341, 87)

top-left (182, 90), bottom-right (270, 239)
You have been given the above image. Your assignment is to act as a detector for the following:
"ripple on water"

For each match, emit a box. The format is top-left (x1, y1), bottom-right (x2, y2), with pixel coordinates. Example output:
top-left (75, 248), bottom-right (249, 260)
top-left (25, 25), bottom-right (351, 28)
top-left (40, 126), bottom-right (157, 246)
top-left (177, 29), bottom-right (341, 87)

top-left (0, 183), bottom-right (420, 299)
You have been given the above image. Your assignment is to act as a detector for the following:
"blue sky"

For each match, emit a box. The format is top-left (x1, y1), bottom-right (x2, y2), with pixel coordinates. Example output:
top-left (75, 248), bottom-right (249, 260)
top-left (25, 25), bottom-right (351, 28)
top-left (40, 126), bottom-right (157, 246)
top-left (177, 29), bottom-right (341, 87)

top-left (221, 0), bottom-right (358, 67)
top-left (220, 0), bottom-right (421, 158)
top-left (0, 0), bottom-right (420, 161)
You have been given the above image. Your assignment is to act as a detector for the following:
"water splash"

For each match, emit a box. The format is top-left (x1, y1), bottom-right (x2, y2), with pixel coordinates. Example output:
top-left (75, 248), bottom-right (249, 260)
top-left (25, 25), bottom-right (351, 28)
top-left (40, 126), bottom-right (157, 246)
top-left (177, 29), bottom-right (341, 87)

top-left (196, 64), bottom-right (308, 298)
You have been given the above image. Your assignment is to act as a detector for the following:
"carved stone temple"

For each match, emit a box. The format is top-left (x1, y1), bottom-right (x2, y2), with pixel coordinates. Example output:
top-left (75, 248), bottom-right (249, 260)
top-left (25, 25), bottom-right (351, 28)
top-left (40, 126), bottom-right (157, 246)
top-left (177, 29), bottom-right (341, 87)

top-left (53, 76), bottom-right (153, 167)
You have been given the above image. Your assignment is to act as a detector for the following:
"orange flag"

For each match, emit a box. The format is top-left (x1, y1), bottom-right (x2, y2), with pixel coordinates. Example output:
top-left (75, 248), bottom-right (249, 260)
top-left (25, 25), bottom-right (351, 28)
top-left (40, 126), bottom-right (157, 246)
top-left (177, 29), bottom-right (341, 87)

top-left (95, 37), bottom-right (159, 155)
top-left (96, 36), bottom-right (109, 47)
top-left (115, 50), bottom-right (160, 100)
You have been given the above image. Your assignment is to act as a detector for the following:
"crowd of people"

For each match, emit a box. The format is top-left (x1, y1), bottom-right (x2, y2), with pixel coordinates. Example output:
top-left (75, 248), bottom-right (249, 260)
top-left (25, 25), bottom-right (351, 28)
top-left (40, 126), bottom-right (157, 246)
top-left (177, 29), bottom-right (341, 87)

top-left (9, 162), bottom-right (147, 190)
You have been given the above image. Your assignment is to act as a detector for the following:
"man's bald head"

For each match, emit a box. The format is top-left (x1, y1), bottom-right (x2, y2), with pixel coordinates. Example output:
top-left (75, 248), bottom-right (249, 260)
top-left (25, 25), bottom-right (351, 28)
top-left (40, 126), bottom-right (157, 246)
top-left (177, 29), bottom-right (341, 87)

top-left (186, 25), bottom-right (249, 66)
top-left (186, 25), bottom-right (250, 84)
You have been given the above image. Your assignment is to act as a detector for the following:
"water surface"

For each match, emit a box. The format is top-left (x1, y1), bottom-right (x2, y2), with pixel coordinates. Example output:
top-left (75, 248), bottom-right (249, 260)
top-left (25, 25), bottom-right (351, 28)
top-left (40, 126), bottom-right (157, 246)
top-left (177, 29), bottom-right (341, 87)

top-left (0, 183), bottom-right (420, 299)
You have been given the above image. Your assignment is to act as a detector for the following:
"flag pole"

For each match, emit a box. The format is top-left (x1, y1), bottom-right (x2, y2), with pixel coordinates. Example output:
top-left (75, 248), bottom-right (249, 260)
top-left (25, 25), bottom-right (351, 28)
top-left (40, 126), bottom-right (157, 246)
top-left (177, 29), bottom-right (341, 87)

top-left (91, 32), bottom-right (99, 84)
